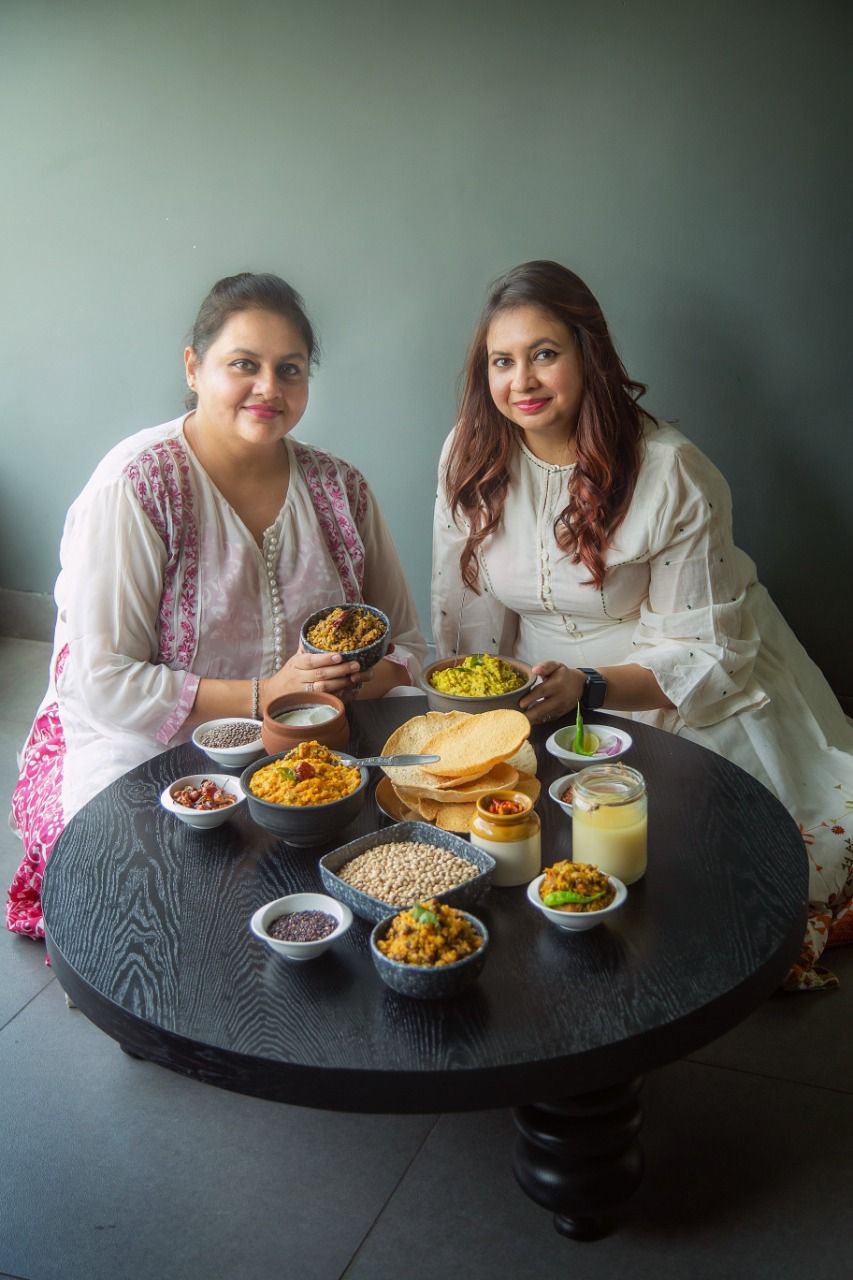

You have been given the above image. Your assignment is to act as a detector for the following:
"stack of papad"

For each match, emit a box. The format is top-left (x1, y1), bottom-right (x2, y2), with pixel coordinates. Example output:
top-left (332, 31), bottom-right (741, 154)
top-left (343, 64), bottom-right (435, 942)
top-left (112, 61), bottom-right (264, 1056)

top-left (381, 710), bottom-right (539, 832)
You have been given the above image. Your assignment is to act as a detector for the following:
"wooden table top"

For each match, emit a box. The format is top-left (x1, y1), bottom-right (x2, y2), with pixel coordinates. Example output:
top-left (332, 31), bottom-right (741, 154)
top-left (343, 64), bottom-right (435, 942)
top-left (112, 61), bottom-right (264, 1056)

top-left (43, 699), bottom-right (808, 1113)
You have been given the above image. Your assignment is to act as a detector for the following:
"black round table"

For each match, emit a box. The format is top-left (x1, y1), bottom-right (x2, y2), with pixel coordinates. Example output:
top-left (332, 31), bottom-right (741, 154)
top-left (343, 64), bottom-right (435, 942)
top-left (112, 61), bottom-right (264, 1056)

top-left (43, 698), bottom-right (807, 1240)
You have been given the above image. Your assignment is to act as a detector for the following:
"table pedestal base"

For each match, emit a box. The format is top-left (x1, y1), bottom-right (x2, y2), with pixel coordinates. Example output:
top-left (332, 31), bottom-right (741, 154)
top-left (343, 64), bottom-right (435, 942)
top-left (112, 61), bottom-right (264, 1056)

top-left (512, 1076), bottom-right (644, 1240)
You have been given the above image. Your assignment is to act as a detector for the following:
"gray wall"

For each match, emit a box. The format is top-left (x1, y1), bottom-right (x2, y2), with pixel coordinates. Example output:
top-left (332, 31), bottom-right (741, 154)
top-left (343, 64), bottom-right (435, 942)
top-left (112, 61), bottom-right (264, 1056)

top-left (2, 0), bottom-right (851, 695)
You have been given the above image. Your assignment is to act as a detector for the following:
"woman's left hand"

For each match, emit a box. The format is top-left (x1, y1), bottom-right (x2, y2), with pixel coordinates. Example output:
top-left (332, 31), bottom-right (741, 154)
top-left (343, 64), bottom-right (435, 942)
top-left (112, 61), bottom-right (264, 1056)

top-left (519, 661), bottom-right (585, 726)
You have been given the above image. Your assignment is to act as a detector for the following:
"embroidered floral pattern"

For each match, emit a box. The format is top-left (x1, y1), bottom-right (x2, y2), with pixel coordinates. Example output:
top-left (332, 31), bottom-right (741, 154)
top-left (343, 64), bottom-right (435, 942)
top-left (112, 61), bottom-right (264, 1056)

top-left (785, 790), bottom-right (853, 991)
top-left (293, 442), bottom-right (367, 601)
top-left (124, 438), bottom-right (199, 669)
top-left (6, 645), bottom-right (70, 939)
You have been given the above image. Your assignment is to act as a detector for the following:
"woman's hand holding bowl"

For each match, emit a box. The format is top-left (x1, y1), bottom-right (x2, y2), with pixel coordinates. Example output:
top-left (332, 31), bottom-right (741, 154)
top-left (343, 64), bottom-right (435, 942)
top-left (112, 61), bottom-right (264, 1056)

top-left (519, 660), bottom-right (585, 726)
top-left (262, 648), bottom-right (365, 706)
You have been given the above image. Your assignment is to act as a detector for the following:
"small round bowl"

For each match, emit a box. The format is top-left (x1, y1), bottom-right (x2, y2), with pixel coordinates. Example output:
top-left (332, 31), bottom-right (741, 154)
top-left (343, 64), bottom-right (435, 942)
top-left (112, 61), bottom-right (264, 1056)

top-left (369, 909), bottom-right (489, 999)
top-left (192, 717), bottom-right (265, 768)
top-left (249, 893), bottom-right (353, 962)
top-left (262, 692), bottom-right (349, 755)
top-left (526, 872), bottom-right (627, 932)
top-left (160, 773), bottom-right (246, 831)
top-left (418, 655), bottom-right (536, 714)
top-left (240, 751), bottom-right (369, 848)
top-left (547, 774), bottom-right (576, 818)
top-left (545, 723), bottom-right (633, 767)
top-left (300, 603), bottom-right (390, 671)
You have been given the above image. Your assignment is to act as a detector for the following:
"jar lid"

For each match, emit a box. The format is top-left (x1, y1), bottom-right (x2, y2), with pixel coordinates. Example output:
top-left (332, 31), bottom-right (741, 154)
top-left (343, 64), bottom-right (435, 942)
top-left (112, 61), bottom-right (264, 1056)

top-left (572, 763), bottom-right (646, 806)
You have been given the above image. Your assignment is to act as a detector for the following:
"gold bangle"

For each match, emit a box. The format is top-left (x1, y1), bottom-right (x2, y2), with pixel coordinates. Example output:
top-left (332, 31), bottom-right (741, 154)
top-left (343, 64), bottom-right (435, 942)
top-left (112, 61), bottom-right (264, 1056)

top-left (251, 677), bottom-right (260, 720)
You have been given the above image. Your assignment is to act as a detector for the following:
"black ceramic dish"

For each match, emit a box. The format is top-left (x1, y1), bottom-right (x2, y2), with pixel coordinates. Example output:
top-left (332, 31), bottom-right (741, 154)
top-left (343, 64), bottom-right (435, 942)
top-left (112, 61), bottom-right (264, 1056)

top-left (300, 603), bottom-right (390, 671)
top-left (239, 751), bottom-right (369, 848)
top-left (318, 820), bottom-right (495, 923)
top-left (369, 908), bottom-right (489, 999)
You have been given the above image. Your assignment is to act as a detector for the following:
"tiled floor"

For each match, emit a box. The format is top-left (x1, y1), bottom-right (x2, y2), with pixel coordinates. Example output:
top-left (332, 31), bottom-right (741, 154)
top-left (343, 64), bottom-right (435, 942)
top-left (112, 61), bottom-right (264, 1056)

top-left (1, 635), bottom-right (851, 1280)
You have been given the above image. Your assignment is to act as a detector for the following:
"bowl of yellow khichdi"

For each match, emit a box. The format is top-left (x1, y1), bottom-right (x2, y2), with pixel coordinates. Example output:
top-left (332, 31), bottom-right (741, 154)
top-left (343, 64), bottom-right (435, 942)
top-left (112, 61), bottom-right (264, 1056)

top-left (418, 653), bottom-right (536, 714)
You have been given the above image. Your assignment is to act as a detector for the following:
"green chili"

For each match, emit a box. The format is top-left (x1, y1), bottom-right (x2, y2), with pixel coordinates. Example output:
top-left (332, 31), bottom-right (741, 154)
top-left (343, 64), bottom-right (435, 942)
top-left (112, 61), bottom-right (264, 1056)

top-left (543, 889), bottom-right (607, 907)
top-left (410, 904), bottom-right (440, 926)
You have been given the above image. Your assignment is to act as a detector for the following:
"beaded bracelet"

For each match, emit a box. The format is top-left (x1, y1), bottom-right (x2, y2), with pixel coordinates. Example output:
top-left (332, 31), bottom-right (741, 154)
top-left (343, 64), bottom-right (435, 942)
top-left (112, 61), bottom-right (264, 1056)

top-left (251, 677), bottom-right (260, 721)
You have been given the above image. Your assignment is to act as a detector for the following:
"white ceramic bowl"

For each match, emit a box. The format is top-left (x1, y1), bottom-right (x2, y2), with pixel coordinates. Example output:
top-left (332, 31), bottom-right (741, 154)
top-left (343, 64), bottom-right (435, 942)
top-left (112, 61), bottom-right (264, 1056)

top-left (160, 773), bottom-right (246, 830)
top-left (547, 774), bottom-right (576, 817)
top-left (526, 872), bottom-right (627, 932)
top-left (192, 717), bottom-right (265, 768)
top-left (249, 893), bottom-right (353, 961)
top-left (545, 723), bottom-right (632, 767)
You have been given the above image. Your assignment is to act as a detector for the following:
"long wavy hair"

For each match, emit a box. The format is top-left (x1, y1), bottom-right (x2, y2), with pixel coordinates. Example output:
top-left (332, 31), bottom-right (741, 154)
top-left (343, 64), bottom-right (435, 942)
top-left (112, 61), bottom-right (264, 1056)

top-left (445, 260), bottom-right (647, 591)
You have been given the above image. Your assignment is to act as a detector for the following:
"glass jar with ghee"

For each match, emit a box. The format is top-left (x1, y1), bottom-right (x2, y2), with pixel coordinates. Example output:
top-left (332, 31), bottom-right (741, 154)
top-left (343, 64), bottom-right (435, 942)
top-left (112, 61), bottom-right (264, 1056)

top-left (469, 791), bottom-right (541, 887)
top-left (571, 764), bottom-right (647, 884)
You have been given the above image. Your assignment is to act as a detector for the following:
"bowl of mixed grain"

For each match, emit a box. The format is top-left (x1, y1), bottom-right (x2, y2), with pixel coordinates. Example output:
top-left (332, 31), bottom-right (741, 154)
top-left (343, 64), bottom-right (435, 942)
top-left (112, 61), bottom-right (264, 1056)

top-left (192, 717), bottom-right (265, 768)
top-left (369, 900), bottom-right (489, 998)
top-left (300, 603), bottom-right (390, 671)
top-left (319, 821), bottom-right (495, 923)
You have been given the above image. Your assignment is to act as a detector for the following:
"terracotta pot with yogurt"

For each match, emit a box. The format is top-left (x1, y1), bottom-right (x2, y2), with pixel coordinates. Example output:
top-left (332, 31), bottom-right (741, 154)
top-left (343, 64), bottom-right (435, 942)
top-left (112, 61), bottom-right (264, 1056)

top-left (261, 693), bottom-right (349, 755)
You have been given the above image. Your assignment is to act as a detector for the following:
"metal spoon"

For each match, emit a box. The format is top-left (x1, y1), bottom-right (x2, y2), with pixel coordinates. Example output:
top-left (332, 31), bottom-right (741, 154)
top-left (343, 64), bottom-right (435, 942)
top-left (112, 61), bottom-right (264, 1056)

top-left (349, 754), bottom-right (441, 768)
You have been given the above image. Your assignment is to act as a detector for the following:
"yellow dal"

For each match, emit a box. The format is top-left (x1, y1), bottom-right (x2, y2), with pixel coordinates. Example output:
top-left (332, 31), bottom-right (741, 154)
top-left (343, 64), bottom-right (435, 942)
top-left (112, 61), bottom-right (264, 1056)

top-left (250, 741), bottom-right (361, 807)
top-left (429, 654), bottom-right (525, 697)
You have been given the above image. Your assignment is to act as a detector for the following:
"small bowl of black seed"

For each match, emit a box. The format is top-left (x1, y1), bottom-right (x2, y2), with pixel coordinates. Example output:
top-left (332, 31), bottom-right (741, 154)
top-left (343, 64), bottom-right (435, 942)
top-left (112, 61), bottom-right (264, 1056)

top-left (192, 717), bottom-right (265, 768)
top-left (249, 892), bottom-right (353, 962)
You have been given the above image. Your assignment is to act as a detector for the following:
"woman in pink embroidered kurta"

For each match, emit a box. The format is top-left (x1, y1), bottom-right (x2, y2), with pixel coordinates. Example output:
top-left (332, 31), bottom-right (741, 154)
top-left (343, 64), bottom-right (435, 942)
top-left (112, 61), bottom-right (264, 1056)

top-left (8, 273), bottom-right (426, 939)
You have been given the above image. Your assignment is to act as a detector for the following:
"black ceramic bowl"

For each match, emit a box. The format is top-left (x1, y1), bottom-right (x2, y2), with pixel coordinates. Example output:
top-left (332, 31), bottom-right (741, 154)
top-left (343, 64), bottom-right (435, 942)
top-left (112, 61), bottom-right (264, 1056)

top-left (240, 751), bottom-right (369, 848)
top-left (300, 603), bottom-right (390, 671)
top-left (319, 821), bottom-right (495, 923)
top-left (369, 908), bottom-right (489, 999)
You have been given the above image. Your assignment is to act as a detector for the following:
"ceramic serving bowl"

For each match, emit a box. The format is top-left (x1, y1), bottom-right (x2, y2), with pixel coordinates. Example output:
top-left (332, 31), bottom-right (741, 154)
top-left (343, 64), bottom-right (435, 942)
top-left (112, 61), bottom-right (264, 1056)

top-left (545, 723), bottom-right (633, 767)
top-left (526, 872), bottom-right (627, 932)
top-left (191, 717), bottom-right (266, 768)
top-left (261, 692), bottom-right (349, 755)
top-left (300, 603), bottom-right (390, 671)
top-left (249, 892), bottom-right (353, 962)
top-left (159, 773), bottom-right (246, 830)
top-left (369, 908), bottom-right (489, 999)
top-left (239, 751), bottom-right (369, 847)
top-left (319, 821), bottom-right (495, 922)
top-left (418, 655), bottom-right (536, 714)
top-left (547, 774), bottom-right (575, 818)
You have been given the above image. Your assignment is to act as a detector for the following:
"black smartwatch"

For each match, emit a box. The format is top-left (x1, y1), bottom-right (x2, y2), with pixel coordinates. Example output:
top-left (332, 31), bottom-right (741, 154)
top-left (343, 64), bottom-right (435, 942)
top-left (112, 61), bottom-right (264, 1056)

top-left (578, 667), bottom-right (607, 713)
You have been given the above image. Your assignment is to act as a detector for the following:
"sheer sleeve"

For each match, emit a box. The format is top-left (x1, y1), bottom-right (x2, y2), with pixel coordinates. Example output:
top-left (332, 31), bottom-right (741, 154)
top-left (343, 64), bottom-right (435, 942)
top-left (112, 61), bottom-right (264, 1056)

top-left (431, 431), bottom-right (518, 658)
top-left (358, 486), bottom-right (428, 680)
top-left (56, 478), bottom-right (200, 744)
top-left (629, 441), bottom-right (767, 728)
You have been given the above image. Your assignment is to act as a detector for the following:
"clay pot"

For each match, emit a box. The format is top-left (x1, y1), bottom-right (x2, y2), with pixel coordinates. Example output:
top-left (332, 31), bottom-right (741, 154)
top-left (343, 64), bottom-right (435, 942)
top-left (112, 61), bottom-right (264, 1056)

top-left (261, 692), bottom-right (349, 755)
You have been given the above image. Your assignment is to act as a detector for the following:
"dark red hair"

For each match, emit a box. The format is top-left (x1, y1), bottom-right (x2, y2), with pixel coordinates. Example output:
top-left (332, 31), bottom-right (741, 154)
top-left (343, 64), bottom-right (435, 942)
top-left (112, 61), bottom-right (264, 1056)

top-left (445, 260), bottom-right (647, 590)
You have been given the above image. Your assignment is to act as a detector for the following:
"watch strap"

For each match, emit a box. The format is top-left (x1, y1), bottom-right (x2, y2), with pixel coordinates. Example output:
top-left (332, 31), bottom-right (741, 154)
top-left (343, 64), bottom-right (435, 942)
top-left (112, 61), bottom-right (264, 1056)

top-left (578, 667), bottom-right (607, 712)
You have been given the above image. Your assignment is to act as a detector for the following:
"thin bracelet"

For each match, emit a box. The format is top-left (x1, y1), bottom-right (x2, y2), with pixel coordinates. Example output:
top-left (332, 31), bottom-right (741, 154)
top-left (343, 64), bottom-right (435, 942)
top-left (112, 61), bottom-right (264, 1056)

top-left (251, 677), bottom-right (260, 721)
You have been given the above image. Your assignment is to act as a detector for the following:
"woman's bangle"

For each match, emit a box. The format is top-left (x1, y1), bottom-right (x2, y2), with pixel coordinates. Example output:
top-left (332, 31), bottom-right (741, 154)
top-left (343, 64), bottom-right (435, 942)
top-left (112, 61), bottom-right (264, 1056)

top-left (251, 677), bottom-right (260, 720)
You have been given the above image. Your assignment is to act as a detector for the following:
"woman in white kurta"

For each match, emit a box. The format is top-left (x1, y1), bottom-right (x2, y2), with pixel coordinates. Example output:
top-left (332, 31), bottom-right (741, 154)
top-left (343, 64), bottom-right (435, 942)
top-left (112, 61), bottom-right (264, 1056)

top-left (9, 272), bottom-right (426, 939)
top-left (432, 260), bottom-right (853, 991)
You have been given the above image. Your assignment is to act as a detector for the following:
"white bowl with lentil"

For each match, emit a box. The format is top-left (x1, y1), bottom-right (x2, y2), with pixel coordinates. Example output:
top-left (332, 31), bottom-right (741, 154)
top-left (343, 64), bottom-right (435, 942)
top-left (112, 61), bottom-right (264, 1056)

top-left (249, 892), bottom-right (353, 962)
top-left (159, 773), bottom-right (246, 830)
top-left (300, 603), bottom-right (390, 671)
top-left (319, 821), bottom-right (495, 923)
top-left (526, 869), bottom-right (627, 932)
top-left (192, 717), bottom-right (265, 768)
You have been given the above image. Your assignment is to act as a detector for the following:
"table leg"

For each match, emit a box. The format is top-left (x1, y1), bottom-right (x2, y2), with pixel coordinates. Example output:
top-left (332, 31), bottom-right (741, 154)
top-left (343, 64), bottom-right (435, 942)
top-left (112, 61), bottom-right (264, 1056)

top-left (512, 1076), bottom-right (643, 1240)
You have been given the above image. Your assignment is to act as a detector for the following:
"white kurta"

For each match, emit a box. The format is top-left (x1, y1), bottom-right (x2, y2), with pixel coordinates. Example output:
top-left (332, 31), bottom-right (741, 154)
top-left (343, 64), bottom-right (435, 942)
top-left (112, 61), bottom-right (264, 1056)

top-left (432, 419), bottom-right (853, 987)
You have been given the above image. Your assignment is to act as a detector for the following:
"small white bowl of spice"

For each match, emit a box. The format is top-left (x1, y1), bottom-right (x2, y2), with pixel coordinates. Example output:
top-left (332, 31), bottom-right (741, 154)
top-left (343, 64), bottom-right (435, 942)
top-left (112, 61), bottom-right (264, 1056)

top-left (192, 717), bottom-right (265, 768)
top-left (249, 892), bottom-right (353, 961)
